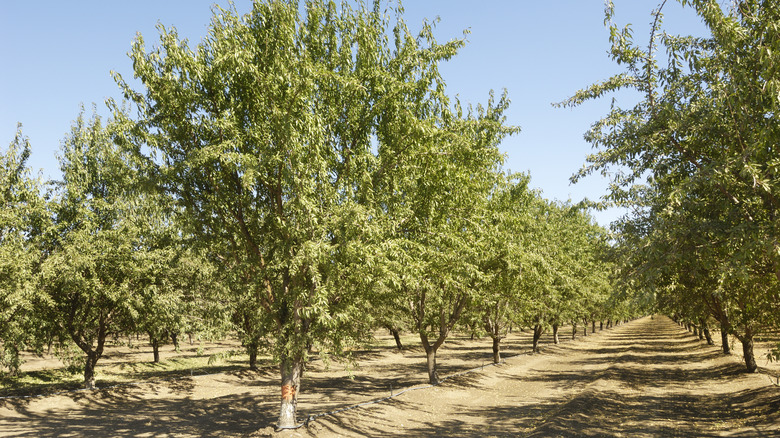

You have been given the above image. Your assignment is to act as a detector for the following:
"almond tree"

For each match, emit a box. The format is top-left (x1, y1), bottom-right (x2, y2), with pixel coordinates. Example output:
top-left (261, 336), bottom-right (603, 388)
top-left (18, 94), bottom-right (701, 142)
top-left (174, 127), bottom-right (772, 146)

top-left (39, 111), bottom-right (142, 389)
top-left (0, 127), bottom-right (46, 374)
top-left (380, 92), bottom-right (515, 384)
top-left (36, 109), bottom-right (199, 387)
top-left (114, 0), bottom-right (511, 427)
top-left (562, 0), bottom-right (780, 372)
top-left (473, 175), bottom-right (536, 363)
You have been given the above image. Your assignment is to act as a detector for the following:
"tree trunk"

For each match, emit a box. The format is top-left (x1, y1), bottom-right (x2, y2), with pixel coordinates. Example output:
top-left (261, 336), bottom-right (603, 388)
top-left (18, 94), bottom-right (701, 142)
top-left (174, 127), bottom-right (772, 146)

top-left (391, 328), bottom-right (403, 350)
top-left (414, 290), bottom-right (468, 385)
top-left (492, 336), bottom-right (501, 364)
top-left (739, 332), bottom-right (758, 373)
top-left (150, 334), bottom-right (161, 363)
top-left (425, 345), bottom-right (440, 384)
top-left (552, 323), bottom-right (559, 344)
top-left (703, 326), bottom-right (714, 345)
top-left (71, 320), bottom-right (107, 390)
top-left (599, 321), bottom-right (603, 331)
top-left (278, 356), bottom-right (303, 429)
top-left (84, 352), bottom-right (98, 390)
top-left (571, 322), bottom-right (577, 340)
top-left (698, 326), bottom-right (705, 341)
top-left (720, 319), bottom-right (731, 354)
top-left (591, 320), bottom-right (596, 333)
top-left (699, 319), bottom-right (713, 344)
top-left (532, 324), bottom-right (543, 353)
top-left (693, 325), bottom-right (699, 338)
top-left (171, 332), bottom-right (180, 350)
top-left (249, 347), bottom-right (259, 371)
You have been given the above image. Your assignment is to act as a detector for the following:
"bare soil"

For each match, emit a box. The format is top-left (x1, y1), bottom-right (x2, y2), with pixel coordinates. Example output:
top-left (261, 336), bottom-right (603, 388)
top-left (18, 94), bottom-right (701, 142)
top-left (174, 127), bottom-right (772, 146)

top-left (2, 316), bottom-right (779, 437)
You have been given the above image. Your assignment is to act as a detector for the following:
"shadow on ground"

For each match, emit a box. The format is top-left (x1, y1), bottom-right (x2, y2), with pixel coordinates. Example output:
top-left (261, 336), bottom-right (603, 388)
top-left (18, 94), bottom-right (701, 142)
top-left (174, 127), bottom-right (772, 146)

top-left (306, 317), bottom-right (780, 438)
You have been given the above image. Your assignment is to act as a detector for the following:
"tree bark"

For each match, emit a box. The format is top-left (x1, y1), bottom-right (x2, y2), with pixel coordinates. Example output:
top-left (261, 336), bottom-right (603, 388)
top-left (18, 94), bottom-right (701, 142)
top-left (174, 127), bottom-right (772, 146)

top-left (414, 290), bottom-right (468, 385)
top-left (424, 345), bottom-right (440, 384)
top-left (70, 318), bottom-right (108, 390)
top-left (739, 331), bottom-right (758, 373)
top-left (390, 328), bottom-right (403, 350)
top-left (532, 324), bottom-right (543, 353)
top-left (703, 326), bottom-right (714, 345)
top-left (492, 336), bottom-right (501, 364)
top-left (720, 318), bottom-right (731, 354)
top-left (249, 347), bottom-right (259, 371)
top-left (278, 356), bottom-right (303, 429)
top-left (84, 352), bottom-right (98, 390)
top-left (149, 333), bottom-right (161, 363)
top-left (552, 323), bottom-right (559, 344)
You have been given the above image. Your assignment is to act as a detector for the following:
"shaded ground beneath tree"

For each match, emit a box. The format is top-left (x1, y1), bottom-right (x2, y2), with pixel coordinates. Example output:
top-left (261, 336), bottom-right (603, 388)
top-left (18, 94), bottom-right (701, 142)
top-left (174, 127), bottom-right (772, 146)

top-left (294, 316), bottom-right (780, 437)
top-left (2, 316), bottom-right (778, 437)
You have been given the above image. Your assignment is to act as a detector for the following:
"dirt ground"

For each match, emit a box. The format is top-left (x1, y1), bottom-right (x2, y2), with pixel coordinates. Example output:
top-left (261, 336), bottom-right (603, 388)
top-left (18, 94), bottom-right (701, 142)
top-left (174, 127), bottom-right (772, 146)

top-left (1, 316), bottom-right (779, 437)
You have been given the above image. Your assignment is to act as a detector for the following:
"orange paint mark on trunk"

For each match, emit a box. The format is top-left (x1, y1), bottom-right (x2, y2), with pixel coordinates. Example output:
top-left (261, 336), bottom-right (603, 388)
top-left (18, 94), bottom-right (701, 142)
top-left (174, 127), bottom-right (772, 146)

top-left (281, 384), bottom-right (296, 401)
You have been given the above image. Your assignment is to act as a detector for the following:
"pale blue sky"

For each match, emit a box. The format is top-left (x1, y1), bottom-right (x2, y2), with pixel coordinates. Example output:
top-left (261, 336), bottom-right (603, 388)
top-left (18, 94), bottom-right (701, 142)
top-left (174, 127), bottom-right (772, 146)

top-left (0, 1), bottom-right (708, 226)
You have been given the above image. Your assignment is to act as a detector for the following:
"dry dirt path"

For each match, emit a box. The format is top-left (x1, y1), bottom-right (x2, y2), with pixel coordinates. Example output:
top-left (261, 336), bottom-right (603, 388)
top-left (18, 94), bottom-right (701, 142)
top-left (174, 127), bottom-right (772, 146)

top-left (305, 316), bottom-right (780, 437)
top-left (1, 316), bottom-right (778, 437)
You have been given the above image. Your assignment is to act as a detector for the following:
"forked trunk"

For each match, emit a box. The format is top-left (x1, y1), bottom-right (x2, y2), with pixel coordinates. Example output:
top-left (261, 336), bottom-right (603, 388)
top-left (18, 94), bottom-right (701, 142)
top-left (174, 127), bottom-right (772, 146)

top-left (552, 323), bottom-right (559, 344)
top-left (278, 356), bottom-right (303, 429)
top-left (72, 321), bottom-right (107, 390)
